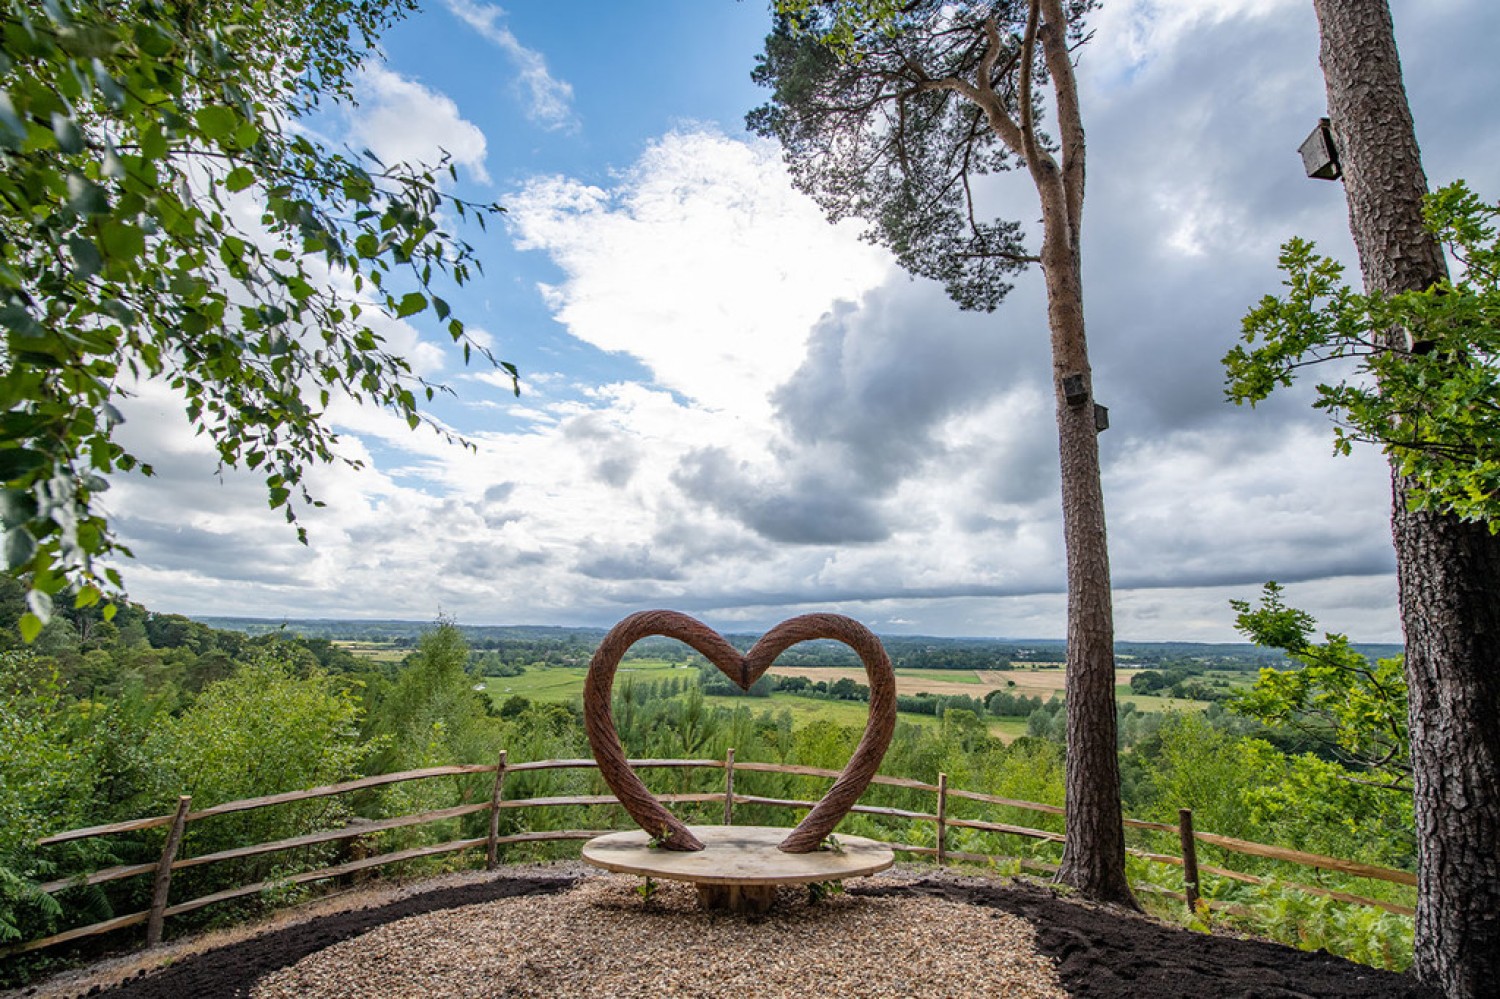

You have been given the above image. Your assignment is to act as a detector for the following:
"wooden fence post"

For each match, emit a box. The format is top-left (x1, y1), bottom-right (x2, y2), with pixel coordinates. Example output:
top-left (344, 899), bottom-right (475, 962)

top-left (936, 772), bottom-right (948, 866)
top-left (486, 750), bottom-right (508, 871)
top-left (1178, 807), bottom-right (1200, 913)
top-left (146, 795), bottom-right (191, 946)
top-left (722, 748), bottom-right (735, 826)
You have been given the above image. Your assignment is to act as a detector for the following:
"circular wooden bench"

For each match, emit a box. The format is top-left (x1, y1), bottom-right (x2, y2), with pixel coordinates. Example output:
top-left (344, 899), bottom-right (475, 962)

top-left (581, 825), bottom-right (894, 913)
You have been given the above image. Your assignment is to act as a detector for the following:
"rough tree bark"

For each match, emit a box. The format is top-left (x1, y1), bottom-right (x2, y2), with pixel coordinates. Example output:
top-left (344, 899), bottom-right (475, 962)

top-left (1312, 2), bottom-right (1500, 995)
top-left (962, 0), bottom-right (1127, 904)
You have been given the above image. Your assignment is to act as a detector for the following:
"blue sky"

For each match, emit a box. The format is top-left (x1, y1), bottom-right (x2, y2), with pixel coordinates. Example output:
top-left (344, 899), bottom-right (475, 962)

top-left (108, 0), bottom-right (1500, 641)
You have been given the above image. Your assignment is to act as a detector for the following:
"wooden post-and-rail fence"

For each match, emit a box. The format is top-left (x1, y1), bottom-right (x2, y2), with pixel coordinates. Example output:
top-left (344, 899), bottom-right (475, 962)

top-left (4, 751), bottom-right (1417, 959)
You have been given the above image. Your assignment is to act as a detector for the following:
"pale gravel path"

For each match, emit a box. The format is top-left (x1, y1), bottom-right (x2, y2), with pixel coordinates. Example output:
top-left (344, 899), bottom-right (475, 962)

top-left (251, 875), bottom-right (1067, 999)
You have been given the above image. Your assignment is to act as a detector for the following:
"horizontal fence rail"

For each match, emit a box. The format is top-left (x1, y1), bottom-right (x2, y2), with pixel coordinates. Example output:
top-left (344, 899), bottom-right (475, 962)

top-left (5, 751), bottom-right (1417, 958)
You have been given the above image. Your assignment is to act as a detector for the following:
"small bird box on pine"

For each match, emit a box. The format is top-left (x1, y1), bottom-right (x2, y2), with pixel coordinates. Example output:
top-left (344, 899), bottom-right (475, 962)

top-left (1299, 118), bottom-right (1341, 180)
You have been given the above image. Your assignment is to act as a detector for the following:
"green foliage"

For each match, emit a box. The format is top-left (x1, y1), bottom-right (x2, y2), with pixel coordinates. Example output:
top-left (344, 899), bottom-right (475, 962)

top-left (368, 618), bottom-right (492, 768)
top-left (0, 0), bottom-right (517, 631)
top-left (1134, 713), bottom-right (1282, 841)
top-left (0, 605), bottom-right (1420, 975)
top-left (143, 649), bottom-right (375, 873)
top-left (773, 0), bottom-right (906, 58)
top-left (1241, 752), bottom-right (1414, 868)
top-left (1228, 583), bottom-right (1409, 787)
top-left (1239, 881), bottom-right (1414, 971)
top-left (0, 652), bottom-right (95, 942)
top-left (1225, 181), bottom-right (1500, 527)
top-left (806, 878), bottom-right (844, 902)
top-left (0, 654), bottom-right (93, 852)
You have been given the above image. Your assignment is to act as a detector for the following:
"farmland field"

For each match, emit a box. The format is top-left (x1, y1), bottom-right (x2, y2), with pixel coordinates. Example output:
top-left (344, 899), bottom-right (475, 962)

top-left (335, 640), bottom-right (408, 663)
top-left (1113, 690), bottom-right (1210, 713)
top-left (477, 664), bottom-right (1028, 741)
top-left (474, 658), bottom-right (1219, 744)
top-left (768, 665), bottom-right (1002, 698)
top-left (700, 692), bottom-right (1024, 741)
top-left (772, 664), bottom-right (1161, 704)
top-left (481, 659), bottom-right (690, 702)
top-left (892, 668), bottom-right (981, 684)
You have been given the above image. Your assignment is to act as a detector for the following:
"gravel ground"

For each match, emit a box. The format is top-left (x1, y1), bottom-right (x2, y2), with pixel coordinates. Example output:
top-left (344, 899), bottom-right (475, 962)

top-left (251, 874), bottom-right (1066, 999)
top-left (7, 863), bottom-right (1437, 999)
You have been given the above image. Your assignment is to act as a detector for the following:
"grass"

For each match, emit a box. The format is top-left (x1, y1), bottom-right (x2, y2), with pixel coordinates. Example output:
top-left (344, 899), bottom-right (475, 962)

top-left (478, 669), bottom-right (1027, 741)
top-left (702, 692), bottom-right (1025, 742)
top-left (1114, 690), bottom-right (1210, 714)
top-left (336, 640), bottom-right (408, 664)
top-left (481, 659), bottom-right (690, 703)
top-left (476, 663), bottom-right (1213, 733)
top-left (894, 668), bottom-right (982, 683)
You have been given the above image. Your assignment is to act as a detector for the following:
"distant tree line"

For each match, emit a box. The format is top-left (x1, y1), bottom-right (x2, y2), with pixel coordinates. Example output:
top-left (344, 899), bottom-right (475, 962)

top-left (190, 614), bottom-right (1391, 673)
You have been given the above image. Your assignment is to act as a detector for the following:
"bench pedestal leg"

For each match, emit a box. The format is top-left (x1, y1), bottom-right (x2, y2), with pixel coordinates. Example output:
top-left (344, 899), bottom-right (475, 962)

top-left (695, 883), bottom-right (777, 914)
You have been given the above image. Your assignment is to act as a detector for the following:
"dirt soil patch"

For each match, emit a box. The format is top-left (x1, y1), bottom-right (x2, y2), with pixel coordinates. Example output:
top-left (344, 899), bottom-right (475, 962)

top-left (11, 868), bottom-right (1437, 999)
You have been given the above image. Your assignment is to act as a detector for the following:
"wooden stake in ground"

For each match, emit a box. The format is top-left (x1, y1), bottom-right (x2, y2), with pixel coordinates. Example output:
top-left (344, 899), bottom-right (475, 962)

top-left (147, 795), bottom-right (191, 946)
top-left (1178, 808), bottom-right (1199, 914)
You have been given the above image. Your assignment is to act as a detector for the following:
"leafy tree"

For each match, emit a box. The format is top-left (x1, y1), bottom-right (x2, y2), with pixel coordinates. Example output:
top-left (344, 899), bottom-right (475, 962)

top-left (1243, 751), bottom-right (1415, 871)
top-left (750, 0), bottom-right (1132, 904)
top-left (1227, 0), bottom-right (1500, 990)
top-left (144, 649), bottom-right (373, 873)
top-left (0, 0), bottom-right (516, 640)
top-left (1129, 670), bottom-right (1165, 695)
top-left (1136, 713), bottom-right (1278, 844)
top-left (367, 619), bottom-right (493, 773)
top-left (1226, 183), bottom-right (1500, 527)
top-left (1229, 583), bottom-right (1409, 789)
top-left (0, 652), bottom-right (96, 942)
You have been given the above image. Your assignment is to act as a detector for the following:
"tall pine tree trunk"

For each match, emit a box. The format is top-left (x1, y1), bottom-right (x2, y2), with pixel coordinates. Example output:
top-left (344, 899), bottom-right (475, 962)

top-left (1313, 2), bottom-right (1500, 994)
top-left (1028, 0), bottom-right (1132, 907)
top-left (1047, 241), bottom-right (1130, 905)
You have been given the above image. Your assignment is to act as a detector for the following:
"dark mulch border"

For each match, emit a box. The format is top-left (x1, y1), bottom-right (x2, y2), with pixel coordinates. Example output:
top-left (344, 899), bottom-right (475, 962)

top-left (852, 877), bottom-right (1440, 999)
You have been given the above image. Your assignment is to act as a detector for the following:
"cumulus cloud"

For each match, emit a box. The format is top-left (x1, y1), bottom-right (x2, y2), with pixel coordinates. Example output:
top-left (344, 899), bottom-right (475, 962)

top-left (349, 65), bottom-right (491, 183)
top-left (506, 130), bottom-right (890, 417)
top-left (108, 1), bottom-right (1500, 642)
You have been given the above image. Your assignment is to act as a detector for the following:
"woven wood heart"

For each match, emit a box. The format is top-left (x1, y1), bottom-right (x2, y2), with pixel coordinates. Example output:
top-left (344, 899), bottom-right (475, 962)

top-left (584, 610), bottom-right (897, 854)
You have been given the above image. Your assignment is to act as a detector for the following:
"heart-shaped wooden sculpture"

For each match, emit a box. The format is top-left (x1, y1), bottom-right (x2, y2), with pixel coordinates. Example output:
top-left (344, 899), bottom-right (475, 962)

top-left (584, 610), bottom-right (897, 854)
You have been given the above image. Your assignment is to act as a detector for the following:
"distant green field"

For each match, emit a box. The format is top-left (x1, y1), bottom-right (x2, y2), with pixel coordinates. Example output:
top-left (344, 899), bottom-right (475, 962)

top-left (1113, 688), bottom-right (1210, 713)
top-left (990, 718), bottom-right (1030, 741)
top-left (894, 668), bottom-right (981, 683)
top-left (479, 670), bottom-right (1024, 741)
top-left (337, 640), bottom-right (408, 663)
top-left (478, 664), bottom-right (1211, 735)
top-left (704, 692), bottom-right (1025, 741)
top-left (481, 659), bottom-right (689, 703)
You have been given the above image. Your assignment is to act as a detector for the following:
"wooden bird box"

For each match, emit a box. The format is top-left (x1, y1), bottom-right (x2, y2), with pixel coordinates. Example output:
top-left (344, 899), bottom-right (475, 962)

top-left (1299, 118), bottom-right (1341, 180)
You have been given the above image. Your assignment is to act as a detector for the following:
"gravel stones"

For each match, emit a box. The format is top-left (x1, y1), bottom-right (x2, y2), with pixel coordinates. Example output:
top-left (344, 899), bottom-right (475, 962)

top-left (252, 875), bottom-right (1066, 999)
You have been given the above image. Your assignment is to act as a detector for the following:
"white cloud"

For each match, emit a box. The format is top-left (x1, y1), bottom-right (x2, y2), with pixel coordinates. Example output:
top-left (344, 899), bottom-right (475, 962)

top-left (507, 129), bottom-right (890, 418)
top-left (107, 2), bottom-right (1500, 642)
top-left (1088, 0), bottom-right (1305, 86)
top-left (109, 112), bottom-right (1404, 642)
top-left (349, 65), bottom-right (490, 183)
top-left (442, 0), bottom-right (578, 132)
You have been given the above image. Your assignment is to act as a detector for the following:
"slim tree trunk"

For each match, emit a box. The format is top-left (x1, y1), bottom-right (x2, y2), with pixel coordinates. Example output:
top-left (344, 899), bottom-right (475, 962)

top-left (1313, 2), bottom-right (1500, 994)
top-left (1021, 0), bottom-right (1132, 907)
top-left (1046, 235), bottom-right (1131, 905)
